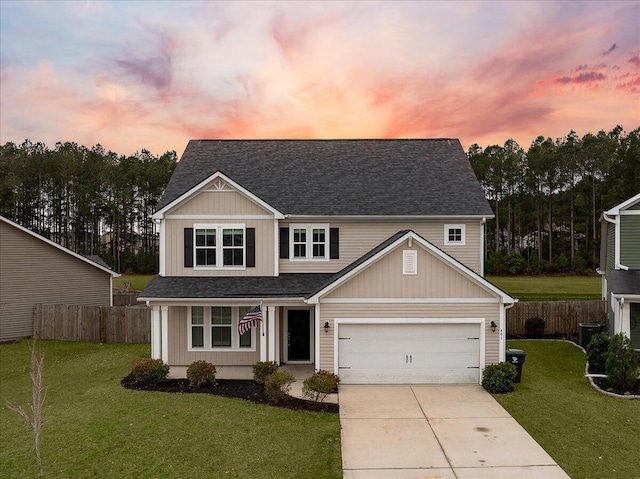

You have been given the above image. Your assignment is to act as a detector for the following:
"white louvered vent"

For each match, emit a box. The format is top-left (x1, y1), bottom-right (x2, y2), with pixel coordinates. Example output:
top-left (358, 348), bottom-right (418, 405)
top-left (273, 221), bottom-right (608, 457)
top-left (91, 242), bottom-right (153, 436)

top-left (403, 250), bottom-right (417, 275)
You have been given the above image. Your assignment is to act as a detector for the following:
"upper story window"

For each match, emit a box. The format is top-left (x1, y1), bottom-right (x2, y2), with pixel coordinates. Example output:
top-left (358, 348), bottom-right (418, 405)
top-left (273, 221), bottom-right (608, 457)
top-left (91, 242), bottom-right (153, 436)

top-left (290, 224), bottom-right (329, 260)
top-left (194, 224), bottom-right (245, 269)
top-left (444, 224), bottom-right (466, 245)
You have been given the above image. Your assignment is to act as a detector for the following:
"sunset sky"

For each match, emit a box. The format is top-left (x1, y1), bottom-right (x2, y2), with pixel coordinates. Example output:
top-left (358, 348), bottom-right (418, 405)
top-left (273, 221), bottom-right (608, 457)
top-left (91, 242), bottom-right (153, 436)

top-left (1, 1), bottom-right (638, 156)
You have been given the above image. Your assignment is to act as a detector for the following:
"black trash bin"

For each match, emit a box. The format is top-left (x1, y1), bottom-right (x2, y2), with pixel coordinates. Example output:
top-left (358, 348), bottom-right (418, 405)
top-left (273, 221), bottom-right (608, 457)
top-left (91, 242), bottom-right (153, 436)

top-left (506, 349), bottom-right (526, 383)
top-left (579, 323), bottom-right (603, 348)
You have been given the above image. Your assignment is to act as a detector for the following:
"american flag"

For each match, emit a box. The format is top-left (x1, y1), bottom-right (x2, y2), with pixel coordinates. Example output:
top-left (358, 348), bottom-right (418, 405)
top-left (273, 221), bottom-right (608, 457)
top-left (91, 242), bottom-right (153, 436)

top-left (238, 305), bottom-right (262, 336)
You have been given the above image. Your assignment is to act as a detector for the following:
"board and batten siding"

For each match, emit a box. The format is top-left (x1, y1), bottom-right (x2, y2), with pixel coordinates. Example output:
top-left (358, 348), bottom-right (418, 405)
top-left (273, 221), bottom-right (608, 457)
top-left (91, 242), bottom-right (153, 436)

top-left (324, 244), bottom-right (493, 300)
top-left (318, 303), bottom-right (501, 372)
top-left (0, 221), bottom-right (112, 341)
top-left (620, 214), bottom-right (640, 268)
top-left (279, 220), bottom-right (482, 275)
top-left (163, 218), bottom-right (275, 276)
top-left (167, 188), bottom-right (270, 217)
top-left (167, 306), bottom-right (260, 366)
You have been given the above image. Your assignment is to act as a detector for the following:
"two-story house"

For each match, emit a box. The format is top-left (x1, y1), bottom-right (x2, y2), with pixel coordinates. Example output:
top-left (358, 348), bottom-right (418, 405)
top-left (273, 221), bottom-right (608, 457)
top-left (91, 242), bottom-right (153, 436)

top-left (599, 193), bottom-right (640, 350)
top-left (138, 139), bottom-right (516, 384)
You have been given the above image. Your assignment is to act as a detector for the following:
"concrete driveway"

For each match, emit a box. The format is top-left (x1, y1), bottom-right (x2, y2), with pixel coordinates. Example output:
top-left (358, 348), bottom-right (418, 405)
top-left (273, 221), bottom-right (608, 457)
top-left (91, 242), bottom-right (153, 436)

top-left (339, 385), bottom-right (571, 479)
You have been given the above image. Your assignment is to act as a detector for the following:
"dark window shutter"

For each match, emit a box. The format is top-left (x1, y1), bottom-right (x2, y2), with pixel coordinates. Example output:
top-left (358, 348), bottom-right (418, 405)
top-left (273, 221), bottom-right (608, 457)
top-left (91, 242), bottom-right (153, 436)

top-left (330, 228), bottom-right (339, 259)
top-left (246, 228), bottom-right (255, 267)
top-left (184, 228), bottom-right (193, 267)
top-left (279, 227), bottom-right (289, 259)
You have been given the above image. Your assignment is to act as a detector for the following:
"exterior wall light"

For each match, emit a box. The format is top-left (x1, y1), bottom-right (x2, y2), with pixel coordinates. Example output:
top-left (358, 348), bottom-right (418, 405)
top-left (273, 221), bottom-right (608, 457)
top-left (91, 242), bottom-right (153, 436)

top-left (490, 320), bottom-right (497, 333)
top-left (324, 321), bottom-right (330, 333)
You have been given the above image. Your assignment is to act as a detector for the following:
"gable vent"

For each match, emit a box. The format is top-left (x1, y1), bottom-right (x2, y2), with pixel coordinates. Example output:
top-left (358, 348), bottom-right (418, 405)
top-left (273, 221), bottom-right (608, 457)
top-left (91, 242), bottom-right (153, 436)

top-left (403, 250), bottom-right (417, 275)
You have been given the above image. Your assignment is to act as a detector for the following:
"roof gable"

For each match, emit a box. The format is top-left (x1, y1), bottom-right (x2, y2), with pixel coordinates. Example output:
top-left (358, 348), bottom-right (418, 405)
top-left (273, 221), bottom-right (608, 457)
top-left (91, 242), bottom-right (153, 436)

top-left (604, 193), bottom-right (640, 215)
top-left (157, 139), bottom-right (493, 217)
top-left (307, 230), bottom-right (514, 303)
top-left (0, 216), bottom-right (118, 277)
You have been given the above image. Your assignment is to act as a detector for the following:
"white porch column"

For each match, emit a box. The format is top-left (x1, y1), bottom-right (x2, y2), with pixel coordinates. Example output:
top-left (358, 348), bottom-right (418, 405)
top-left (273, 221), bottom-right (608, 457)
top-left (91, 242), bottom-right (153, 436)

top-left (314, 303), bottom-right (321, 372)
top-left (268, 306), bottom-right (276, 362)
top-left (260, 309), bottom-right (267, 362)
top-left (160, 305), bottom-right (169, 363)
top-left (274, 307), bottom-right (280, 365)
top-left (151, 306), bottom-right (161, 359)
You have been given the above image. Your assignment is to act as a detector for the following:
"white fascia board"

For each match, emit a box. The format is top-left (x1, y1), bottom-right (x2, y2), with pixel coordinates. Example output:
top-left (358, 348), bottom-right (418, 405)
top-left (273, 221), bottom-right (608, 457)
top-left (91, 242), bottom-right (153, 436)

top-left (307, 230), bottom-right (515, 304)
top-left (284, 214), bottom-right (494, 221)
top-left (604, 193), bottom-right (640, 215)
top-left (137, 297), bottom-right (307, 305)
top-left (152, 171), bottom-right (285, 220)
top-left (0, 216), bottom-right (119, 277)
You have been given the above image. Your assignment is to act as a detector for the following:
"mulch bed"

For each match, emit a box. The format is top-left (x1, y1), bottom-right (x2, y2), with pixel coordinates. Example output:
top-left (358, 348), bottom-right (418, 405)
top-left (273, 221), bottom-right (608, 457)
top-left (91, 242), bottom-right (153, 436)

top-left (590, 376), bottom-right (640, 397)
top-left (121, 375), bottom-right (339, 413)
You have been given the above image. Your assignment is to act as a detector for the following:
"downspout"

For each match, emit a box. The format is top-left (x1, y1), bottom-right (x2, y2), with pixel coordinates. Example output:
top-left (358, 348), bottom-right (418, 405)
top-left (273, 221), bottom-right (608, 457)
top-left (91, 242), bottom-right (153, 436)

top-left (480, 217), bottom-right (487, 276)
top-left (500, 299), bottom-right (518, 362)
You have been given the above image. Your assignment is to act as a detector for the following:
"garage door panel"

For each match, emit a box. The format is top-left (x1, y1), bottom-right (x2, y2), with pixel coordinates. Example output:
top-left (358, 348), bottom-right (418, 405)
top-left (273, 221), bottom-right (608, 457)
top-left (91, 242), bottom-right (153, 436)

top-left (338, 322), bottom-right (481, 384)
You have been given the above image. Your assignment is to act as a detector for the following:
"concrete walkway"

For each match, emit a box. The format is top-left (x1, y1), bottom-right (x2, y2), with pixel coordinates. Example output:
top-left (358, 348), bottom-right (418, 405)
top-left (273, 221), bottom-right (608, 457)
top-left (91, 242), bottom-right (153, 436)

top-left (339, 385), bottom-right (571, 479)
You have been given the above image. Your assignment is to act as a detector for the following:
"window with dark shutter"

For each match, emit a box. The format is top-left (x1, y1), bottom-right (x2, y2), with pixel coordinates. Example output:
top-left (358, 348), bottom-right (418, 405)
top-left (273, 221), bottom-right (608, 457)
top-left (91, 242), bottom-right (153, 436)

top-left (184, 228), bottom-right (194, 267)
top-left (279, 227), bottom-right (289, 258)
top-left (330, 228), bottom-right (339, 259)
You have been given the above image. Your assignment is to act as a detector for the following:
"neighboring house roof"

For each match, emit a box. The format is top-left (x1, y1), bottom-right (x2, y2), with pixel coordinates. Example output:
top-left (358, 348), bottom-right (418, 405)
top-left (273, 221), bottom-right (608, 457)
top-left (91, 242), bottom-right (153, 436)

top-left (138, 273), bottom-right (333, 300)
top-left (156, 139), bottom-right (494, 217)
top-left (0, 216), bottom-right (119, 277)
top-left (140, 230), bottom-right (514, 304)
top-left (84, 255), bottom-right (112, 270)
top-left (610, 270), bottom-right (640, 296)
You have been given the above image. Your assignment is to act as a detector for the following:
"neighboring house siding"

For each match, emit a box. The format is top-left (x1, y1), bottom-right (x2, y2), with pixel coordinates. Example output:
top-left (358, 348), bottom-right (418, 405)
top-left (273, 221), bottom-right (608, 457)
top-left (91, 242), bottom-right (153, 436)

top-left (620, 215), bottom-right (640, 268)
top-left (167, 306), bottom-right (261, 366)
top-left (279, 220), bottom-right (482, 275)
top-left (163, 218), bottom-right (275, 276)
top-left (324, 246), bottom-right (493, 300)
top-left (317, 303), bottom-right (501, 372)
top-left (0, 221), bottom-right (111, 341)
top-left (167, 189), bottom-right (270, 216)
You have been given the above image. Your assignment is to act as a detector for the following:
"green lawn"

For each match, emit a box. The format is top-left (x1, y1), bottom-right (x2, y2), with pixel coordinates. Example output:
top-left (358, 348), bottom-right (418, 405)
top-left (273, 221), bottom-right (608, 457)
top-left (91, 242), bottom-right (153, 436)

top-left (114, 274), bottom-right (155, 291)
top-left (486, 275), bottom-right (601, 301)
top-left (0, 341), bottom-right (342, 478)
top-left (494, 340), bottom-right (640, 479)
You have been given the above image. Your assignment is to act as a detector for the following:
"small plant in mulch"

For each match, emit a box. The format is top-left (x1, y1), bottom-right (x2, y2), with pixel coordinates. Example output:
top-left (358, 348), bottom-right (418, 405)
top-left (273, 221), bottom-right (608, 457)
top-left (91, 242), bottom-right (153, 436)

top-left (264, 370), bottom-right (296, 403)
top-left (302, 370), bottom-right (340, 403)
top-left (129, 358), bottom-right (170, 386)
top-left (252, 361), bottom-right (279, 384)
top-left (186, 360), bottom-right (217, 387)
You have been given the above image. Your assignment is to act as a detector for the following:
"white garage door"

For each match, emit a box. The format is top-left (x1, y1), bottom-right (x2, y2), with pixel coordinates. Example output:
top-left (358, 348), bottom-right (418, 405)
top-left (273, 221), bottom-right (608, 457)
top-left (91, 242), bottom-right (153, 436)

top-left (338, 322), bottom-right (481, 384)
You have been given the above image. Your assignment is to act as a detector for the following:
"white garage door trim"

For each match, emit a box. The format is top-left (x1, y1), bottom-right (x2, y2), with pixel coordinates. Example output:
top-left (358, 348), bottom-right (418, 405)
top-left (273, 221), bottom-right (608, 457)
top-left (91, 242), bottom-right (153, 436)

top-left (334, 318), bottom-right (486, 384)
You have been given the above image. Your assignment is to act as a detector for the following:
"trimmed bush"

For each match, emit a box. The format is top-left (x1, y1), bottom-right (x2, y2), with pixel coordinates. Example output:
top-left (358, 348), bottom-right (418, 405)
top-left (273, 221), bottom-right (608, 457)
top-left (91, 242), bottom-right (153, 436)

top-left (264, 370), bottom-right (295, 403)
top-left (482, 362), bottom-right (517, 394)
top-left (605, 333), bottom-right (638, 390)
top-left (186, 360), bottom-right (217, 387)
top-left (130, 358), bottom-right (170, 386)
top-left (586, 333), bottom-right (610, 374)
top-left (525, 317), bottom-right (545, 337)
top-left (302, 370), bottom-right (340, 403)
top-left (252, 361), bottom-right (279, 384)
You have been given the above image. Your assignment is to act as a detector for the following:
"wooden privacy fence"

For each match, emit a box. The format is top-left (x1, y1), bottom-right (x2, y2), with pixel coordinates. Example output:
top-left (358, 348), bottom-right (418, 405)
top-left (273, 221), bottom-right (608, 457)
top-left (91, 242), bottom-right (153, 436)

top-left (33, 304), bottom-right (150, 344)
top-left (112, 292), bottom-right (141, 306)
top-left (506, 300), bottom-right (607, 338)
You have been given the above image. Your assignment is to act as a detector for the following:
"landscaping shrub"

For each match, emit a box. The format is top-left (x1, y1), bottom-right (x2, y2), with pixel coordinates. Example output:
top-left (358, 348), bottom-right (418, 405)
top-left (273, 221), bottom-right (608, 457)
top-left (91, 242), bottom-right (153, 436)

top-left (252, 361), bottom-right (279, 384)
top-left (264, 370), bottom-right (295, 403)
top-left (302, 370), bottom-right (340, 402)
top-left (605, 333), bottom-right (638, 390)
top-left (525, 317), bottom-right (545, 337)
top-left (482, 362), bottom-right (517, 394)
top-left (586, 333), bottom-right (610, 373)
top-left (186, 360), bottom-right (217, 387)
top-left (130, 358), bottom-right (170, 386)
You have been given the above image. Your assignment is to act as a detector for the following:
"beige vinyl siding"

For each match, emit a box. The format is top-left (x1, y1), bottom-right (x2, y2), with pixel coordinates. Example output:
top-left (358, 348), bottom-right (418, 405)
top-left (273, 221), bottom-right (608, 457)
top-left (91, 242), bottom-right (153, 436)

top-left (318, 303), bottom-right (501, 372)
top-left (324, 244), bottom-right (493, 299)
top-left (279, 220), bottom-right (482, 275)
top-left (0, 221), bottom-right (112, 341)
top-left (620, 215), bottom-right (640, 268)
top-left (168, 189), bottom-right (270, 216)
top-left (164, 218), bottom-right (275, 276)
top-left (167, 306), bottom-right (260, 366)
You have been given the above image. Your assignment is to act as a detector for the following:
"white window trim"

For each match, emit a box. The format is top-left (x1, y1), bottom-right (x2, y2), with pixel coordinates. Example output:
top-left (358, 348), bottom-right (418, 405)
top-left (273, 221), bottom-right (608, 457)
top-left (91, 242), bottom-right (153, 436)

top-left (289, 224), bottom-right (330, 261)
top-left (444, 224), bottom-right (466, 245)
top-left (193, 223), bottom-right (246, 270)
top-left (188, 306), bottom-right (256, 351)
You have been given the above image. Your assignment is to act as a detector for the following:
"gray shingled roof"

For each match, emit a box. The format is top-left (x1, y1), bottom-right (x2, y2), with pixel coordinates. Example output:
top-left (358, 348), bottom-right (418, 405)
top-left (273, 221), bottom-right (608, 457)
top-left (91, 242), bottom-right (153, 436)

top-left (158, 139), bottom-right (493, 216)
top-left (138, 273), bottom-right (333, 299)
top-left (611, 270), bottom-right (640, 295)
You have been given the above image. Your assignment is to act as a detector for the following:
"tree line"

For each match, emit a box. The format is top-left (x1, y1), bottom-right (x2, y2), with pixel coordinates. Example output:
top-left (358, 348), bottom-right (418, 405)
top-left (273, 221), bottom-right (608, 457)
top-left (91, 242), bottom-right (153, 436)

top-left (469, 125), bottom-right (639, 275)
top-left (1, 127), bottom-right (637, 276)
top-left (0, 140), bottom-right (177, 273)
